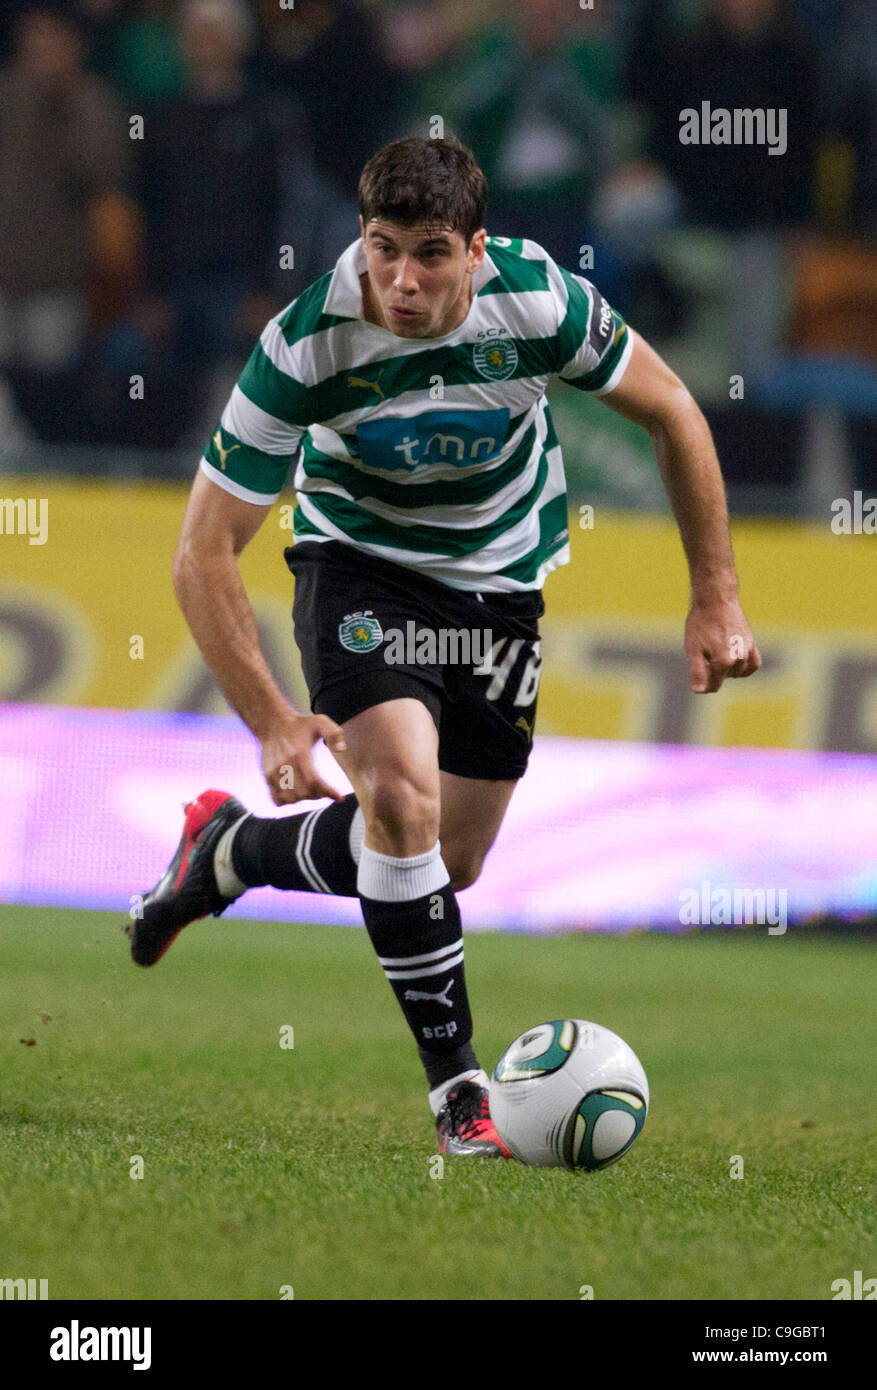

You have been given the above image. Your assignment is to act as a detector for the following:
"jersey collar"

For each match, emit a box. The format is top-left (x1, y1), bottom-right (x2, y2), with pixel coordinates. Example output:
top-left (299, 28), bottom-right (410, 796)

top-left (323, 238), bottom-right (500, 322)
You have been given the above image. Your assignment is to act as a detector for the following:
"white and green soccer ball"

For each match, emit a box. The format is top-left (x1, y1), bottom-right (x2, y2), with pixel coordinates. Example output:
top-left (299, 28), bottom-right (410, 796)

top-left (489, 1020), bottom-right (649, 1170)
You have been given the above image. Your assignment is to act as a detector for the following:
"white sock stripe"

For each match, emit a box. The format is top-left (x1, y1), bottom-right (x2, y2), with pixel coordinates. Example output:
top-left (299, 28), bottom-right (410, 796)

top-left (377, 938), bottom-right (463, 969)
top-left (293, 809), bottom-right (328, 893)
top-left (293, 809), bottom-right (319, 888)
top-left (383, 950), bottom-right (465, 981)
top-left (298, 806), bottom-right (322, 889)
top-left (299, 806), bottom-right (333, 895)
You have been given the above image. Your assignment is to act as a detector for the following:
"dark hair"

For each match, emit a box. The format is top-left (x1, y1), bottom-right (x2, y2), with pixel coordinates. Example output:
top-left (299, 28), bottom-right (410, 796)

top-left (358, 136), bottom-right (488, 246)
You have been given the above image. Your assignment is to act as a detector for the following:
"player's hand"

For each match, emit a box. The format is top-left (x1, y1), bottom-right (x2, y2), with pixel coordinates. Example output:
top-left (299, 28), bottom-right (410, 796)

top-left (684, 596), bottom-right (762, 693)
top-left (259, 714), bottom-right (347, 805)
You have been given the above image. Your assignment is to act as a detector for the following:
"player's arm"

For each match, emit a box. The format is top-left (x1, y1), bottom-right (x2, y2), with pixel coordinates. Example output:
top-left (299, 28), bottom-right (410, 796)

top-left (173, 470), bottom-right (346, 802)
top-left (600, 330), bottom-right (761, 693)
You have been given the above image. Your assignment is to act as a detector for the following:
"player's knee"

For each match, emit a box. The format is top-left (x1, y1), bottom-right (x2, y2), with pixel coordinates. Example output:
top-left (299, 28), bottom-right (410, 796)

top-left (443, 845), bottom-right (485, 892)
top-left (364, 774), bottom-right (439, 855)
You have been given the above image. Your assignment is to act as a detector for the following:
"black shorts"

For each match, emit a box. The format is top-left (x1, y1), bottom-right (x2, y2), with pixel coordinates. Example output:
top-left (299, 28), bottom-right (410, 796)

top-left (285, 541), bottom-right (544, 781)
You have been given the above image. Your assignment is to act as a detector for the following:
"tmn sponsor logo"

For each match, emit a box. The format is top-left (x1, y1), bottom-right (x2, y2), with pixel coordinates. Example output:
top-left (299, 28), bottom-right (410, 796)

top-left (830, 492), bottom-right (877, 534)
top-left (50, 1321), bottom-right (152, 1371)
top-left (679, 102), bottom-right (787, 156)
top-left (0, 1276), bottom-right (48, 1299)
top-left (0, 496), bottom-right (48, 545)
top-left (383, 622), bottom-right (494, 667)
top-left (831, 1270), bottom-right (877, 1300)
top-left (679, 880), bottom-right (788, 933)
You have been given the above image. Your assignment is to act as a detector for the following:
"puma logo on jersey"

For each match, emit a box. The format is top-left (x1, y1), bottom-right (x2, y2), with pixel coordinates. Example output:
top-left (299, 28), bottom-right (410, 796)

top-left (213, 430), bottom-right (241, 470)
top-left (404, 978), bottom-right (455, 1009)
top-left (515, 716), bottom-right (534, 738)
top-left (348, 369), bottom-right (386, 400)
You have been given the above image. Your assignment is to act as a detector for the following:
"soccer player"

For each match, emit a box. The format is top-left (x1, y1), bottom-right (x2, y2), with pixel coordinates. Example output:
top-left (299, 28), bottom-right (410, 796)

top-left (127, 138), bottom-right (761, 1157)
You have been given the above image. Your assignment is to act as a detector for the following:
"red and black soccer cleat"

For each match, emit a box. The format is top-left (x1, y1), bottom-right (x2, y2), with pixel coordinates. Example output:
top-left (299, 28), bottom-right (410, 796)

top-left (435, 1079), bottom-right (512, 1159)
top-left (125, 789), bottom-right (247, 967)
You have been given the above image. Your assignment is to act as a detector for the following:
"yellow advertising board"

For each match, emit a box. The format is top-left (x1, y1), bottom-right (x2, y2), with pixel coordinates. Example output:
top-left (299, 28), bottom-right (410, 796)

top-left (1, 478), bottom-right (874, 752)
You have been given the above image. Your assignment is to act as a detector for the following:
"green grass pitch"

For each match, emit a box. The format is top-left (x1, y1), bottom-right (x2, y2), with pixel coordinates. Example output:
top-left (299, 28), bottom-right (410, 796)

top-left (1, 905), bottom-right (875, 1301)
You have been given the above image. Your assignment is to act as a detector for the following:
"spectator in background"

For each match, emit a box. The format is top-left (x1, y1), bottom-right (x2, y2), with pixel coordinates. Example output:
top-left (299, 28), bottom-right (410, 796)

top-left (123, 0), bottom-right (351, 447)
top-left (131, 0), bottom-right (289, 444)
top-left (0, 4), bottom-right (134, 439)
top-left (625, 0), bottom-right (821, 380)
top-left (817, 0), bottom-right (876, 240)
top-left (375, 0), bottom-right (504, 75)
top-left (433, 0), bottom-right (623, 270)
top-left (629, 0), bottom-right (819, 231)
top-left (373, 0), bottom-right (505, 126)
top-left (86, 0), bottom-right (186, 104)
top-left (254, 0), bottom-right (395, 195)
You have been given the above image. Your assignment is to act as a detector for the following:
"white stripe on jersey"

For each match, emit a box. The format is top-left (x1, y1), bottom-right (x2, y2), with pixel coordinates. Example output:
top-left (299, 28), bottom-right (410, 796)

top-left (297, 400), bottom-right (549, 529)
top-left (200, 236), bottom-right (632, 588)
top-left (221, 383), bottom-right (305, 457)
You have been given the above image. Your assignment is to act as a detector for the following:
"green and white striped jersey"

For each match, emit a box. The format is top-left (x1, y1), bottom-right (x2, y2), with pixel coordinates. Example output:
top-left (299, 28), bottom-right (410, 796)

top-left (200, 235), bottom-right (633, 591)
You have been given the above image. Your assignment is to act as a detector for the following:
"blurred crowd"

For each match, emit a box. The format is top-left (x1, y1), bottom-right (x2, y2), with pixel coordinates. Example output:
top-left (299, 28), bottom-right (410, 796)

top-left (0, 0), bottom-right (873, 459)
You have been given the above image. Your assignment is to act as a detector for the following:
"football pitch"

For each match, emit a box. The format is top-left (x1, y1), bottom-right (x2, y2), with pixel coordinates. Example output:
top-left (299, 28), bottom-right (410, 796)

top-left (1, 906), bottom-right (874, 1302)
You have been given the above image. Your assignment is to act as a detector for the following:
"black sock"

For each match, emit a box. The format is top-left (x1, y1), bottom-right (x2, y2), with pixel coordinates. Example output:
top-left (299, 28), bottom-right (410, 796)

top-left (417, 1041), bottom-right (480, 1089)
top-left (231, 794), bottom-right (361, 896)
top-left (358, 867), bottom-right (479, 1088)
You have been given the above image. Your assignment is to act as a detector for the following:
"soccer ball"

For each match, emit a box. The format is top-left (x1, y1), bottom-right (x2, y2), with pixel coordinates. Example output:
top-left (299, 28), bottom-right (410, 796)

top-left (489, 1019), bottom-right (649, 1170)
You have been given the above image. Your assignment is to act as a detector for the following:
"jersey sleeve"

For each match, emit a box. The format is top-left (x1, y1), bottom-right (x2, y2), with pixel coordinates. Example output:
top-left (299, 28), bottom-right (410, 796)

top-left (200, 314), bottom-right (314, 505)
top-left (551, 266), bottom-right (634, 396)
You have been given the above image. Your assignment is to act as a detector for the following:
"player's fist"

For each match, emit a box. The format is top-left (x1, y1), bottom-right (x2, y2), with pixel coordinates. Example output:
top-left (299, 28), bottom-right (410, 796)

top-left (684, 597), bottom-right (761, 694)
top-left (259, 714), bottom-right (347, 805)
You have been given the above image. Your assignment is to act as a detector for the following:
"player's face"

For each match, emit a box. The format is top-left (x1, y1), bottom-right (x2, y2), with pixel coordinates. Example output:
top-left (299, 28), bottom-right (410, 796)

top-left (360, 218), bottom-right (486, 339)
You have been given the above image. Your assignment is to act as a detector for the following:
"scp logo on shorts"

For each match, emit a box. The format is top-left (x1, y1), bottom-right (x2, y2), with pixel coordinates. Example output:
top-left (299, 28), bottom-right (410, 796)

top-left (338, 610), bottom-right (383, 653)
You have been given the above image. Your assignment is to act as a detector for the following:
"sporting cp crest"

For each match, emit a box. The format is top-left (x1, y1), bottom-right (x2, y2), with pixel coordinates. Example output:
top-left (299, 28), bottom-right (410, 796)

top-left (338, 611), bottom-right (383, 653)
top-left (473, 337), bottom-right (519, 381)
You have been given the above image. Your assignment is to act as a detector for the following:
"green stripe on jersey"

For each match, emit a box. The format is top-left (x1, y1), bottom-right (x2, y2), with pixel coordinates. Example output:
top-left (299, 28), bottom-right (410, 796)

top-left (297, 446), bottom-right (549, 558)
top-left (205, 425), bottom-right (294, 495)
top-left (555, 270), bottom-right (597, 366)
top-left (241, 338), bottom-right (553, 429)
top-left (275, 270), bottom-right (352, 348)
top-left (299, 417), bottom-right (537, 509)
top-left (485, 237), bottom-right (524, 256)
top-left (237, 344), bottom-right (313, 427)
top-left (204, 236), bottom-right (632, 588)
top-left (497, 492), bottom-right (569, 583)
top-left (567, 313), bottom-right (629, 393)
top-left (478, 247), bottom-right (549, 296)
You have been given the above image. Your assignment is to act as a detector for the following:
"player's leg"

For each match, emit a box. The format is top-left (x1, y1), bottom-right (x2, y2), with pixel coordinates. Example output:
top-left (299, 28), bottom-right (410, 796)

top-left (218, 790), bottom-right (363, 898)
top-left (210, 765), bottom-right (514, 905)
top-left (211, 762), bottom-right (515, 902)
top-left (415, 588), bottom-right (541, 1145)
top-left (330, 697), bottom-right (507, 1154)
top-left (213, 687), bottom-right (441, 899)
top-left (438, 772), bottom-right (517, 892)
top-left (332, 697), bottom-right (439, 856)
top-left (205, 545), bottom-right (521, 900)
